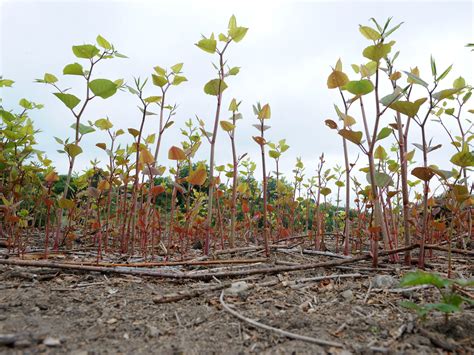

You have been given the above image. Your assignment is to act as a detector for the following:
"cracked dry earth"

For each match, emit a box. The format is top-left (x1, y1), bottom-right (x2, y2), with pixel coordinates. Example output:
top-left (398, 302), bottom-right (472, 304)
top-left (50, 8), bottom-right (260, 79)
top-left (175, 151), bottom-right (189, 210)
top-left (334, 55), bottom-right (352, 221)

top-left (0, 258), bottom-right (473, 354)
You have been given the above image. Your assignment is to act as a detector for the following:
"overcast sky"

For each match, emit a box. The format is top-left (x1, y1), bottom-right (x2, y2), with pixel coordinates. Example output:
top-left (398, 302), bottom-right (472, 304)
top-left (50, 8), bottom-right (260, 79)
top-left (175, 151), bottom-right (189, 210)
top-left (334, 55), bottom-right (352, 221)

top-left (1, 0), bottom-right (473, 194)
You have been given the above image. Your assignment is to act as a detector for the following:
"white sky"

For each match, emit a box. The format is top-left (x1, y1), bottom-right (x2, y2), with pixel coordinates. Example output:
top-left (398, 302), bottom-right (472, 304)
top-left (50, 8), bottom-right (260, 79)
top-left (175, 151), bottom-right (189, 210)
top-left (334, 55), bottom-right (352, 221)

top-left (1, 0), bottom-right (473, 195)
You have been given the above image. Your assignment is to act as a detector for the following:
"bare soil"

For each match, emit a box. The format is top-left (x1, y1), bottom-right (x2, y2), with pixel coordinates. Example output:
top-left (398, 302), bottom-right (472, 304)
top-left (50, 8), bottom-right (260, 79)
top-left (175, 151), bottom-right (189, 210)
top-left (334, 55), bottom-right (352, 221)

top-left (0, 245), bottom-right (473, 354)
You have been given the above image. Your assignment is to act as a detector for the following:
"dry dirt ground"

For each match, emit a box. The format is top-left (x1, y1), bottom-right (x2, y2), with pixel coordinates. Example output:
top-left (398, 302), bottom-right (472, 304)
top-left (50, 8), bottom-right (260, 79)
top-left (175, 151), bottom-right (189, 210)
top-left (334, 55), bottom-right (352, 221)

top-left (0, 247), bottom-right (473, 354)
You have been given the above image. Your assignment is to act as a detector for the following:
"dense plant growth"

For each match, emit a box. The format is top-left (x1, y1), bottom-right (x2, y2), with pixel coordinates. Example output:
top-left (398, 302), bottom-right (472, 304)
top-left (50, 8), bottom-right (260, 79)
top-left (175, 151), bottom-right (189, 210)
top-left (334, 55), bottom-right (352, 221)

top-left (1, 17), bottom-right (473, 272)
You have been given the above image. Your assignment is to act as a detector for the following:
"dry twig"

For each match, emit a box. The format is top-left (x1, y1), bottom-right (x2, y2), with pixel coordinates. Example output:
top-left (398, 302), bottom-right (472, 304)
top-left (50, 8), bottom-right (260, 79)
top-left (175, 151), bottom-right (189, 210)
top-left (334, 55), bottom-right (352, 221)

top-left (219, 291), bottom-right (344, 348)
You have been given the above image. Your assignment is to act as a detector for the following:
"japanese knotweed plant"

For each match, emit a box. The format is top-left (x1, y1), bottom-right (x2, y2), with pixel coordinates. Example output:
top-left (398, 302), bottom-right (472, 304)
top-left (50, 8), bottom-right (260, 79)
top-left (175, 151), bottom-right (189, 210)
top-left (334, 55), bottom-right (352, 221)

top-left (312, 154), bottom-right (335, 250)
top-left (167, 145), bottom-right (187, 250)
top-left (125, 77), bottom-right (164, 254)
top-left (181, 123), bottom-right (206, 249)
top-left (146, 63), bottom-right (185, 211)
top-left (220, 98), bottom-right (245, 248)
top-left (432, 76), bottom-right (473, 240)
top-left (384, 59), bottom-right (473, 268)
top-left (0, 80), bottom-right (45, 205)
top-left (36, 35), bottom-right (125, 249)
top-left (400, 270), bottom-right (474, 325)
top-left (36, 35), bottom-right (125, 201)
top-left (0, 78), bottom-right (50, 254)
top-left (325, 18), bottom-right (406, 266)
top-left (268, 139), bottom-right (290, 238)
top-left (181, 118), bottom-right (204, 226)
top-left (195, 15), bottom-right (248, 254)
top-left (291, 157), bottom-right (305, 234)
top-left (150, 63), bottom-right (187, 162)
top-left (94, 117), bottom-right (124, 253)
top-left (252, 103), bottom-right (272, 256)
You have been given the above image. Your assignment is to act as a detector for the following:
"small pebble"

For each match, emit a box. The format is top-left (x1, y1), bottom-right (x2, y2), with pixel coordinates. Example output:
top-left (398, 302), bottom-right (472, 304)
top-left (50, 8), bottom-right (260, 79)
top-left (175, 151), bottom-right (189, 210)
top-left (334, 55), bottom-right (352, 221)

top-left (225, 281), bottom-right (249, 296)
top-left (341, 289), bottom-right (353, 301)
top-left (147, 325), bottom-right (161, 337)
top-left (43, 336), bottom-right (61, 347)
top-left (372, 275), bottom-right (397, 289)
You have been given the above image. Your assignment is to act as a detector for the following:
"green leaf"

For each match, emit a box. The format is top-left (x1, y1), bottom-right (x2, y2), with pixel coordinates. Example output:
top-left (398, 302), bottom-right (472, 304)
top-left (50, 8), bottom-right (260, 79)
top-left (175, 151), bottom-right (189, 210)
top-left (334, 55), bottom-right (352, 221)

top-left (380, 87), bottom-right (404, 106)
top-left (320, 187), bottom-right (331, 196)
top-left (389, 98), bottom-right (427, 117)
top-left (450, 145), bottom-right (474, 167)
top-left (384, 21), bottom-right (404, 38)
top-left (374, 145), bottom-right (387, 160)
top-left (443, 293), bottom-right (464, 308)
top-left (163, 121), bottom-right (174, 130)
top-left (170, 63), bottom-right (183, 73)
top-left (327, 70), bottom-right (349, 89)
top-left (228, 67), bottom-right (240, 76)
top-left (362, 43), bottom-right (392, 62)
top-left (0, 109), bottom-right (15, 121)
top-left (361, 61), bottom-right (378, 77)
top-left (376, 127), bottom-right (393, 141)
top-left (44, 73), bottom-right (58, 84)
top-left (145, 133), bottom-right (156, 144)
top-left (172, 75), bottom-right (187, 86)
top-left (19, 98), bottom-right (33, 109)
top-left (128, 128), bottom-right (140, 138)
top-left (430, 55), bottom-right (437, 77)
top-left (53, 93), bottom-right (81, 109)
top-left (72, 44), bottom-right (100, 59)
top-left (153, 66), bottom-right (166, 76)
top-left (220, 120), bottom-right (235, 132)
top-left (229, 26), bottom-right (248, 42)
top-left (63, 63), bottom-right (84, 76)
top-left (445, 108), bottom-right (455, 115)
top-left (88, 79), bottom-right (117, 99)
top-left (229, 98), bottom-right (239, 111)
top-left (228, 15), bottom-right (237, 30)
top-left (204, 79), bottom-right (227, 96)
top-left (71, 123), bottom-right (95, 135)
top-left (359, 26), bottom-right (381, 40)
top-left (433, 88), bottom-right (462, 101)
top-left (430, 167), bottom-right (454, 180)
top-left (152, 74), bottom-right (168, 87)
top-left (338, 129), bottom-right (363, 145)
top-left (144, 96), bottom-right (162, 103)
top-left (0, 79), bottom-right (14, 87)
top-left (94, 118), bottom-right (113, 130)
top-left (196, 37), bottom-right (217, 54)
top-left (367, 171), bottom-right (393, 188)
top-left (96, 35), bottom-right (112, 50)
top-left (65, 143), bottom-right (83, 158)
top-left (258, 104), bottom-right (271, 119)
top-left (430, 303), bottom-right (460, 314)
top-left (453, 76), bottom-right (466, 89)
top-left (404, 71), bottom-right (429, 87)
top-left (268, 150), bottom-right (280, 159)
top-left (345, 79), bottom-right (374, 95)
top-left (218, 33), bottom-right (228, 42)
top-left (400, 271), bottom-right (449, 289)
top-left (114, 52), bottom-right (128, 59)
top-left (436, 64), bottom-right (452, 81)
